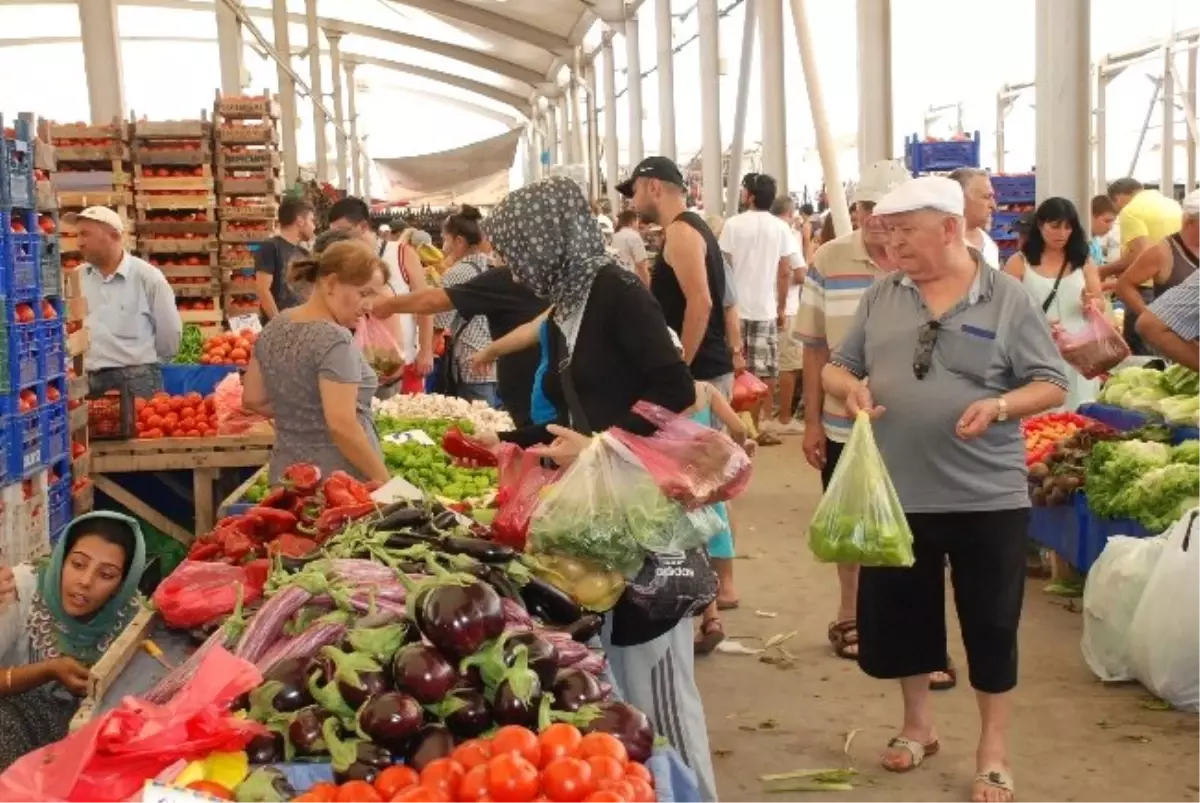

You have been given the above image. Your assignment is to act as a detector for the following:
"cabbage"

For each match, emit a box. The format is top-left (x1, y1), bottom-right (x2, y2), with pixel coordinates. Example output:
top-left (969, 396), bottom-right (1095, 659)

top-left (1111, 464), bottom-right (1200, 533)
top-left (1086, 440), bottom-right (1173, 518)
top-left (1124, 385), bottom-right (1170, 413)
top-left (1161, 365), bottom-right (1200, 396)
top-left (1157, 395), bottom-right (1200, 427)
top-left (1171, 441), bottom-right (1199, 466)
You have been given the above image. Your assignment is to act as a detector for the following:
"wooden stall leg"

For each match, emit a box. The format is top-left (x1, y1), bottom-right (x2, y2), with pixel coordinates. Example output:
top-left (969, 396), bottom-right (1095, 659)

top-left (91, 474), bottom-right (194, 546)
top-left (194, 468), bottom-right (218, 536)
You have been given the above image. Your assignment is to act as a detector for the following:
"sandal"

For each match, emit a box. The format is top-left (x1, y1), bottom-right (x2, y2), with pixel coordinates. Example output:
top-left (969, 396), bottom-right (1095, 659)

top-left (930, 661), bottom-right (958, 691)
top-left (827, 619), bottom-right (859, 660)
top-left (695, 617), bottom-right (725, 656)
top-left (972, 769), bottom-right (1016, 802)
top-left (716, 599), bottom-right (740, 611)
top-left (881, 736), bottom-right (940, 773)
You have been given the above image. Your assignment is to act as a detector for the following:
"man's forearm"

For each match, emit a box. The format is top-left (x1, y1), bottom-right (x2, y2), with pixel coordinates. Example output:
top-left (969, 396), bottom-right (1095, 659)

top-left (1114, 280), bottom-right (1149, 317)
top-left (820, 361), bottom-right (860, 402)
top-left (1003, 380), bottom-right (1066, 418)
top-left (680, 301), bottom-right (711, 365)
top-left (776, 262), bottom-right (790, 320)
top-left (635, 261), bottom-right (651, 288)
top-left (802, 345), bottom-right (829, 424)
top-left (1138, 315), bottom-right (1200, 371)
top-left (723, 306), bottom-right (742, 355)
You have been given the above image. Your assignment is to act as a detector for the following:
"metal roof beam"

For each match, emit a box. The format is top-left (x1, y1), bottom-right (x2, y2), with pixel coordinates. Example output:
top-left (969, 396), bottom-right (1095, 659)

top-left (381, 0), bottom-right (571, 54)
top-left (344, 54), bottom-right (530, 115)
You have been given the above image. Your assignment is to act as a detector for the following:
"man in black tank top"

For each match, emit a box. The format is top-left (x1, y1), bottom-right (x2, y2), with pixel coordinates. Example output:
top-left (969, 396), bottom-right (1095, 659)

top-left (618, 157), bottom-right (734, 384)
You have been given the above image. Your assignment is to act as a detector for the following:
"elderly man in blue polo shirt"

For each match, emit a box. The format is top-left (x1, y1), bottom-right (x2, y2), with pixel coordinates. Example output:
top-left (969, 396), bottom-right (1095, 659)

top-left (821, 177), bottom-right (1068, 803)
top-left (76, 206), bottom-right (182, 398)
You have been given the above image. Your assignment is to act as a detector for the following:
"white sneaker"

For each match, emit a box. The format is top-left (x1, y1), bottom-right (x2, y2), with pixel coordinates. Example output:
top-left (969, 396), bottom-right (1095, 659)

top-left (773, 419), bottom-right (805, 436)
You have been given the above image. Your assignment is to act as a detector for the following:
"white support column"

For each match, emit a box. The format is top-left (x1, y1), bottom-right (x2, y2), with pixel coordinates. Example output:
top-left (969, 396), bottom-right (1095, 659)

top-left (1035, 0), bottom-right (1090, 210)
top-left (346, 62), bottom-right (361, 196)
top-left (726, 0), bottom-right (758, 216)
top-left (525, 119), bottom-right (538, 185)
top-left (557, 94), bottom-right (572, 164)
top-left (760, 0), bottom-right (787, 188)
top-left (272, 0), bottom-right (298, 185)
top-left (1162, 40), bottom-right (1175, 194)
top-left (304, 0), bottom-right (328, 183)
top-left (1095, 65), bottom-right (1108, 195)
top-left (1187, 45), bottom-right (1197, 192)
top-left (571, 51), bottom-right (586, 176)
top-left (78, 0), bottom-right (125, 123)
top-left (789, 0), bottom-right (851, 236)
top-left (586, 64), bottom-right (601, 197)
top-left (698, 0), bottom-right (722, 215)
top-left (362, 138), bottom-right (372, 202)
top-left (855, 0), bottom-right (894, 166)
top-left (655, 0), bottom-right (677, 161)
top-left (603, 40), bottom-right (621, 211)
top-left (326, 31), bottom-right (349, 190)
top-left (215, 0), bottom-right (244, 96)
top-left (624, 15), bottom-right (645, 165)
top-left (546, 105), bottom-right (560, 166)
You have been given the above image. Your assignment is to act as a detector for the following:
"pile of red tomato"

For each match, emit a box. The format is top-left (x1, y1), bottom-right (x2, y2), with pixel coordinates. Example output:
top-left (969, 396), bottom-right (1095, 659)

top-left (227, 295), bottom-right (259, 314)
top-left (178, 299), bottom-right (218, 311)
top-left (141, 167), bottom-right (207, 178)
top-left (134, 392), bottom-right (218, 439)
top-left (293, 725), bottom-right (655, 803)
top-left (198, 330), bottom-right (256, 366)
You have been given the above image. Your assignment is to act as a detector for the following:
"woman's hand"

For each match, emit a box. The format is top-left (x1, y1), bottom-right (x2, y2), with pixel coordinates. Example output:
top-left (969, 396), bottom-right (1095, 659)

top-left (529, 424), bottom-right (592, 467)
top-left (470, 346), bottom-right (498, 375)
top-left (845, 380), bottom-right (885, 419)
top-left (956, 398), bottom-right (1001, 440)
top-left (50, 657), bottom-right (91, 696)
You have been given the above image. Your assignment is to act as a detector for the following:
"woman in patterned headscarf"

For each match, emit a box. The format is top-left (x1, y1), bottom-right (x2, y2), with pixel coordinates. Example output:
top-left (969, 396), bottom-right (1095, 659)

top-left (0, 512), bottom-right (146, 770)
top-left (484, 177), bottom-right (719, 802)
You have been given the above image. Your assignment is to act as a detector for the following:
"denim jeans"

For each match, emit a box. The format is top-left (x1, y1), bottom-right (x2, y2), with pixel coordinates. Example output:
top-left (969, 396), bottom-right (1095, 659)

top-left (459, 382), bottom-right (501, 408)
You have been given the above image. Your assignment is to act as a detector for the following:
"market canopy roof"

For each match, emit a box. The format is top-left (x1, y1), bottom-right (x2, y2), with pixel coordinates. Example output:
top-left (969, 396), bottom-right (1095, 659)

top-left (375, 128), bottom-right (522, 205)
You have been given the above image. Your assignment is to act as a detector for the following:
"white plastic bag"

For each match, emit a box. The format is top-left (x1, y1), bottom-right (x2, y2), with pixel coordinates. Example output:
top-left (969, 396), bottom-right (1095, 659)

top-left (1081, 534), bottom-right (1168, 682)
top-left (1126, 509), bottom-right (1199, 710)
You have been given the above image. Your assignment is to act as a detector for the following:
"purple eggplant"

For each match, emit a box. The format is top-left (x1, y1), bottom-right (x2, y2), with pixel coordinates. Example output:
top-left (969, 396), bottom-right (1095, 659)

top-left (552, 669), bottom-right (605, 713)
top-left (392, 643), bottom-right (458, 705)
top-left (490, 646), bottom-right (542, 729)
top-left (502, 632), bottom-right (558, 690)
top-left (414, 577), bottom-right (505, 660)
top-left (407, 724), bottom-right (455, 771)
top-left (440, 688), bottom-right (491, 739)
top-left (311, 646), bottom-right (390, 710)
top-left (244, 731), bottom-right (285, 765)
top-left (347, 622), bottom-right (418, 665)
top-left (262, 657), bottom-right (315, 713)
top-left (580, 701), bottom-right (655, 764)
top-left (288, 706), bottom-right (329, 757)
top-left (356, 691), bottom-right (426, 754)
top-left (323, 717), bottom-right (394, 785)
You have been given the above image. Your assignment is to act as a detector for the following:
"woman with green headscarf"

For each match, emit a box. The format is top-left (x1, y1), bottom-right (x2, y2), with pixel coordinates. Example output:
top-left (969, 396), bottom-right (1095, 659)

top-left (0, 512), bottom-right (146, 770)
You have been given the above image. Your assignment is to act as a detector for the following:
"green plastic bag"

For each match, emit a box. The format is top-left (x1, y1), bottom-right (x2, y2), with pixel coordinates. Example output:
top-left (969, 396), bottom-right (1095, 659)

top-left (808, 411), bottom-right (915, 567)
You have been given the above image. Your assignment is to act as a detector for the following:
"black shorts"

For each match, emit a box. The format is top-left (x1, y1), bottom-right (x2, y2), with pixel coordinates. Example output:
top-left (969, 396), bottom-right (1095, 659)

top-left (821, 438), bottom-right (844, 490)
top-left (856, 508), bottom-right (1029, 694)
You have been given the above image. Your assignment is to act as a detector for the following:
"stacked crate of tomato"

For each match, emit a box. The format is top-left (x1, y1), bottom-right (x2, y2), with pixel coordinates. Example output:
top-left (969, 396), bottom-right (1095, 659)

top-left (214, 90), bottom-right (281, 327)
top-left (131, 114), bottom-right (223, 339)
top-left (133, 391), bottom-right (218, 439)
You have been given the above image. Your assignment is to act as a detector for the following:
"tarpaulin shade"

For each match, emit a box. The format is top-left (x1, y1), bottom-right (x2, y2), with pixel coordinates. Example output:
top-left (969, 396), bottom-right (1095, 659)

top-left (375, 129), bottom-right (521, 206)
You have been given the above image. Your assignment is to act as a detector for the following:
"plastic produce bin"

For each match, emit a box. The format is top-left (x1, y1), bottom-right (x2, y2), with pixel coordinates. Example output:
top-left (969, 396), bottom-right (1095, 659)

top-left (905, 131), bottom-right (981, 174)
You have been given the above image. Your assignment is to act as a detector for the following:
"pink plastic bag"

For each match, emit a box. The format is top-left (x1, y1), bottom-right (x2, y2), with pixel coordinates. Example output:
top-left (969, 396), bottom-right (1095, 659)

top-left (610, 400), bottom-right (753, 509)
top-left (731, 371), bottom-right (768, 412)
top-left (214, 372), bottom-right (268, 435)
top-left (354, 315), bottom-right (405, 380)
top-left (0, 647), bottom-right (265, 802)
top-left (1053, 303), bottom-right (1131, 380)
top-left (152, 560), bottom-right (266, 629)
top-left (491, 443), bottom-right (560, 550)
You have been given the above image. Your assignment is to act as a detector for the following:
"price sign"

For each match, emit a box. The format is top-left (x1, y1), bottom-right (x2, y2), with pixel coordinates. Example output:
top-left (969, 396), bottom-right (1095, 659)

top-left (228, 313), bottom-right (262, 334)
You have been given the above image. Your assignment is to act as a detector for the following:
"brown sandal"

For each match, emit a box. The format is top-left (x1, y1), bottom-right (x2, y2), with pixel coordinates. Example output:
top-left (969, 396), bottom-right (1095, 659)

top-left (695, 617), bottom-right (725, 656)
top-left (827, 619), bottom-right (859, 660)
top-left (930, 662), bottom-right (958, 691)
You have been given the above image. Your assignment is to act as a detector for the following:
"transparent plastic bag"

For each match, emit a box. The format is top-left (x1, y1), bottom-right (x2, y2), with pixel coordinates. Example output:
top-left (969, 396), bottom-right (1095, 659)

top-left (640, 504), bottom-right (726, 554)
top-left (529, 434), bottom-right (674, 576)
top-left (491, 443), bottom-right (561, 550)
top-left (1081, 534), bottom-right (1168, 682)
top-left (1053, 303), bottom-right (1131, 380)
top-left (354, 314), bottom-right (405, 380)
top-left (731, 372), bottom-right (769, 413)
top-left (214, 372), bottom-right (269, 435)
top-left (610, 401), bottom-right (753, 509)
top-left (807, 411), bottom-right (915, 567)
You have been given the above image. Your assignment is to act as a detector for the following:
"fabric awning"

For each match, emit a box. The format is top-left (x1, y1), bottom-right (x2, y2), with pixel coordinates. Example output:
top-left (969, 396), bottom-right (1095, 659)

top-left (374, 129), bottom-right (521, 206)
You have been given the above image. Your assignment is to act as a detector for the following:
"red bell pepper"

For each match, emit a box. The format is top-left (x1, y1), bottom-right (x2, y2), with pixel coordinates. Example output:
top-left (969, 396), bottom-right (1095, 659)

top-left (188, 540), bottom-right (222, 561)
top-left (222, 531), bottom-right (257, 562)
top-left (248, 506), bottom-right (299, 537)
top-left (259, 487), bottom-right (296, 510)
top-left (314, 502), bottom-right (378, 538)
top-left (282, 463), bottom-right (322, 496)
top-left (442, 428), bottom-right (498, 467)
top-left (322, 472), bottom-right (359, 508)
top-left (268, 533), bottom-right (318, 558)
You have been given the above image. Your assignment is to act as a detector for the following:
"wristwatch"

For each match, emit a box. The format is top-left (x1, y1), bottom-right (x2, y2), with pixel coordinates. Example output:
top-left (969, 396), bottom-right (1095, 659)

top-left (996, 396), bottom-right (1009, 422)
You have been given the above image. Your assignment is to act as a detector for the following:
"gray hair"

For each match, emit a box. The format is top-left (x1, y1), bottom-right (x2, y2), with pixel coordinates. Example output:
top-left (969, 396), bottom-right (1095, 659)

top-left (947, 167), bottom-right (990, 190)
top-left (770, 195), bottom-right (796, 217)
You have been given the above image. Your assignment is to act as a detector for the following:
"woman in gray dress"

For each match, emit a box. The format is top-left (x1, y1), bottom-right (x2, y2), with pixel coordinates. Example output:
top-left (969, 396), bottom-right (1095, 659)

top-left (242, 240), bottom-right (391, 485)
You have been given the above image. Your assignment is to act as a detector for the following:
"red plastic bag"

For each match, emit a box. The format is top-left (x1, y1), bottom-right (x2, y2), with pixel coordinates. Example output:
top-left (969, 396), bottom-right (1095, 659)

top-left (1053, 303), bottom-right (1131, 380)
top-left (354, 314), bottom-right (405, 380)
top-left (152, 559), bottom-right (267, 629)
top-left (214, 372), bottom-right (269, 435)
top-left (491, 443), bottom-right (560, 550)
top-left (0, 647), bottom-right (265, 802)
top-left (731, 371), bottom-right (769, 412)
top-left (610, 400), bottom-right (753, 508)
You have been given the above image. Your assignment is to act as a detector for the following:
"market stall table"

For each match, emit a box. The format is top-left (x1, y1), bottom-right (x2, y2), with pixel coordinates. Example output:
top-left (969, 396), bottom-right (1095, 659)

top-left (90, 430), bottom-right (274, 542)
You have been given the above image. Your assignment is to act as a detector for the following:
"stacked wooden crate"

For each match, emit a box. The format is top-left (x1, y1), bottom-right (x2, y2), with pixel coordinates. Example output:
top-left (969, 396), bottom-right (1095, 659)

top-left (214, 91), bottom-right (282, 326)
top-left (131, 115), bottom-right (221, 338)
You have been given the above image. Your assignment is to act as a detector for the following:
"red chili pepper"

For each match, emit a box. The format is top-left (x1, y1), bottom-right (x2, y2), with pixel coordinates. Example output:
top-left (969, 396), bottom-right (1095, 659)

top-left (249, 506), bottom-right (299, 537)
top-left (188, 541), bottom-right (222, 561)
top-left (282, 463), bottom-right (322, 496)
top-left (314, 502), bottom-right (378, 537)
top-left (268, 533), bottom-right (319, 558)
top-left (441, 428), bottom-right (498, 467)
top-left (223, 531), bottom-right (256, 562)
top-left (259, 487), bottom-right (296, 510)
top-left (322, 473), bottom-right (359, 508)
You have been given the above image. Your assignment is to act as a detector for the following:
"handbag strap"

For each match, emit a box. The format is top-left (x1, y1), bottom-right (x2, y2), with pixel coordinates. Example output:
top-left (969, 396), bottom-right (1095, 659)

top-left (1040, 256), bottom-right (1070, 314)
top-left (550, 323), bottom-right (593, 435)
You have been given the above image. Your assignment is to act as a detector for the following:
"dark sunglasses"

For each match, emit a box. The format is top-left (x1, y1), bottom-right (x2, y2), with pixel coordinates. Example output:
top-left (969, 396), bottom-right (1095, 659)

top-left (913, 321), bottom-right (941, 380)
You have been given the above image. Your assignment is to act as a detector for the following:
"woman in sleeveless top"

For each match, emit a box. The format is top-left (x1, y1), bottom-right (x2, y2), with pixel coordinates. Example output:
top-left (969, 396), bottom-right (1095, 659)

top-left (1003, 197), bottom-right (1107, 411)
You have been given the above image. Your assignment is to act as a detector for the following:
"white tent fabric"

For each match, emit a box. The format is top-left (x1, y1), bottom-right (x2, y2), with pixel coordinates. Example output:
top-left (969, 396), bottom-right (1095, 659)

top-left (374, 129), bottom-right (522, 206)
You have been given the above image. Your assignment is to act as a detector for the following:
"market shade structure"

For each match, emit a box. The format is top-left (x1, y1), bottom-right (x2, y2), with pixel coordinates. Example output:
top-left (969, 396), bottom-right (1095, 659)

top-left (374, 129), bottom-right (522, 206)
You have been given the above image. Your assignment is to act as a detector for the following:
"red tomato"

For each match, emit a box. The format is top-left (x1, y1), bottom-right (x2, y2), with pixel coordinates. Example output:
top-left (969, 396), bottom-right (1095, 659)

top-left (336, 781), bottom-right (382, 802)
top-left (374, 765), bottom-right (420, 799)
top-left (459, 764), bottom-right (488, 802)
top-left (186, 781), bottom-right (233, 800)
top-left (582, 794), bottom-right (624, 803)
top-left (491, 726), bottom-right (541, 766)
top-left (624, 778), bottom-right (654, 803)
top-left (596, 780), bottom-right (636, 801)
top-left (539, 723), bottom-right (583, 767)
top-left (301, 782), bottom-right (339, 803)
top-left (389, 786), bottom-right (447, 802)
top-left (579, 733), bottom-right (627, 766)
top-left (485, 754), bottom-right (540, 803)
top-left (542, 758), bottom-right (594, 803)
top-left (586, 757), bottom-right (625, 786)
top-left (420, 758), bottom-right (465, 799)
top-left (452, 739), bottom-right (493, 770)
top-left (623, 763), bottom-right (652, 786)
top-left (143, 428), bottom-right (164, 439)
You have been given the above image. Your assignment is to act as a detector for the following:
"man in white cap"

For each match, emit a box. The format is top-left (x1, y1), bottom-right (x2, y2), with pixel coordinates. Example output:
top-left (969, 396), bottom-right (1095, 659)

top-left (795, 159), bottom-right (914, 667)
top-left (75, 206), bottom-right (182, 398)
top-left (1114, 188), bottom-right (1198, 320)
top-left (821, 176), bottom-right (1066, 803)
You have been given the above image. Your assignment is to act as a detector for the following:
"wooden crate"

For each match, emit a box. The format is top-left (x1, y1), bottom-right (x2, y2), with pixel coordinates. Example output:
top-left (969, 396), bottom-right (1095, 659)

top-left (135, 218), bottom-right (217, 236)
top-left (91, 430), bottom-right (275, 473)
top-left (216, 149), bottom-right (281, 171)
top-left (65, 296), bottom-right (88, 323)
top-left (134, 193), bottom-right (216, 211)
top-left (215, 125), bottom-right (279, 146)
top-left (219, 201), bottom-right (278, 221)
top-left (57, 190), bottom-right (133, 209)
top-left (68, 373), bottom-right (88, 402)
top-left (177, 307), bottom-right (223, 326)
top-left (219, 223), bottom-right (272, 243)
top-left (218, 247), bottom-right (255, 270)
top-left (214, 91), bottom-right (281, 120)
top-left (40, 119), bottom-right (127, 142)
top-left (59, 233), bottom-right (137, 255)
top-left (171, 281), bottom-right (220, 298)
top-left (130, 117), bottom-right (210, 140)
top-left (67, 326), bottom-right (90, 357)
top-left (132, 144), bottom-right (211, 166)
top-left (134, 169), bottom-right (213, 193)
top-left (216, 175), bottom-right (281, 197)
top-left (69, 402), bottom-right (88, 433)
top-left (68, 607), bottom-right (157, 732)
top-left (156, 263), bottom-right (217, 280)
top-left (33, 137), bottom-right (56, 171)
top-left (35, 179), bottom-right (55, 211)
top-left (138, 237), bottom-right (217, 255)
top-left (54, 144), bottom-right (131, 163)
top-left (72, 479), bottom-right (94, 517)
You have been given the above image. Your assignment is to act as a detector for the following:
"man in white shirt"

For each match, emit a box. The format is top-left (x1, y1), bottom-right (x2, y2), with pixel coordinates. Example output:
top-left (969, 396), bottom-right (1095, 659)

top-left (610, 209), bottom-right (651, 286)
top-left (948, 167), bottom-right (1000, 267)
top-left (769, 195), bottom-right (808, 435)
top-left (719, 173), bottom-right (802, 443)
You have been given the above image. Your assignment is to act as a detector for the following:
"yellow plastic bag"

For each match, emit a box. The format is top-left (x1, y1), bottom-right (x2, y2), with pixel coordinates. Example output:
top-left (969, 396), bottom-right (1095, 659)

top-left (808, 411), bottom-right (915, 567)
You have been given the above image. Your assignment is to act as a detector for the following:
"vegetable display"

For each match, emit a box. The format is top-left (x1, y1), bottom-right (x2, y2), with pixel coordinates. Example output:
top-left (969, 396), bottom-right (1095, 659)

top-left (373, 394), bottom-right (513, 434)
top-left (381, 439), bottom-right (497, 502)
top-left (1022, 412), bottom-right (1098, 468)
top-left (1085, 438), bottom-right (1200, 533)
top-left (175, 324), bottom-right (206, 364)
top-left (1026, 418), bottom-right (1118, 506)
top-left (1097, 365), bottom-right (1200, 426)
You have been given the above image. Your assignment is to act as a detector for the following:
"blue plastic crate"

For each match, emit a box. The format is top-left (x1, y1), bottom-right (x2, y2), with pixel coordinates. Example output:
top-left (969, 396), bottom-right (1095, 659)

top-left (0, 115), bottom-right (34, 209)
top-left (991, 174), bottom-right (1036, 205)
top-left (40, 400), bottom-right (68, 464)
top-left (48, 466), bottom-right (72, 543)
top-left (905, 131), bottom-right (981, 174)
top-left (6, 407), bottom-right (43, 479)
top-left (38, 320), bottom-right (64, 380)
top-left (40, 234), bottom-right (61, 296)
top-left (0, 211), bottom-right (41, 300)
top-left (0, 414), bottom-right (7, 486)
top-left (5, 320), bottom-right (41, 390)
top-left (0, 380), bottom-right (42, 417)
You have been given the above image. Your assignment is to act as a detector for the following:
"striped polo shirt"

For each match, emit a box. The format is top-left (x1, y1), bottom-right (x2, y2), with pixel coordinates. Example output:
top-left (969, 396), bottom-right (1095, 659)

top-left (794, 230), bottom-right (891, 442)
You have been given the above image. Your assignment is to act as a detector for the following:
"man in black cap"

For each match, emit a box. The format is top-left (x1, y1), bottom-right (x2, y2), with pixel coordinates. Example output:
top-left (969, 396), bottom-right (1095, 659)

top-left (619, 157), bottom-right (735, 392)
